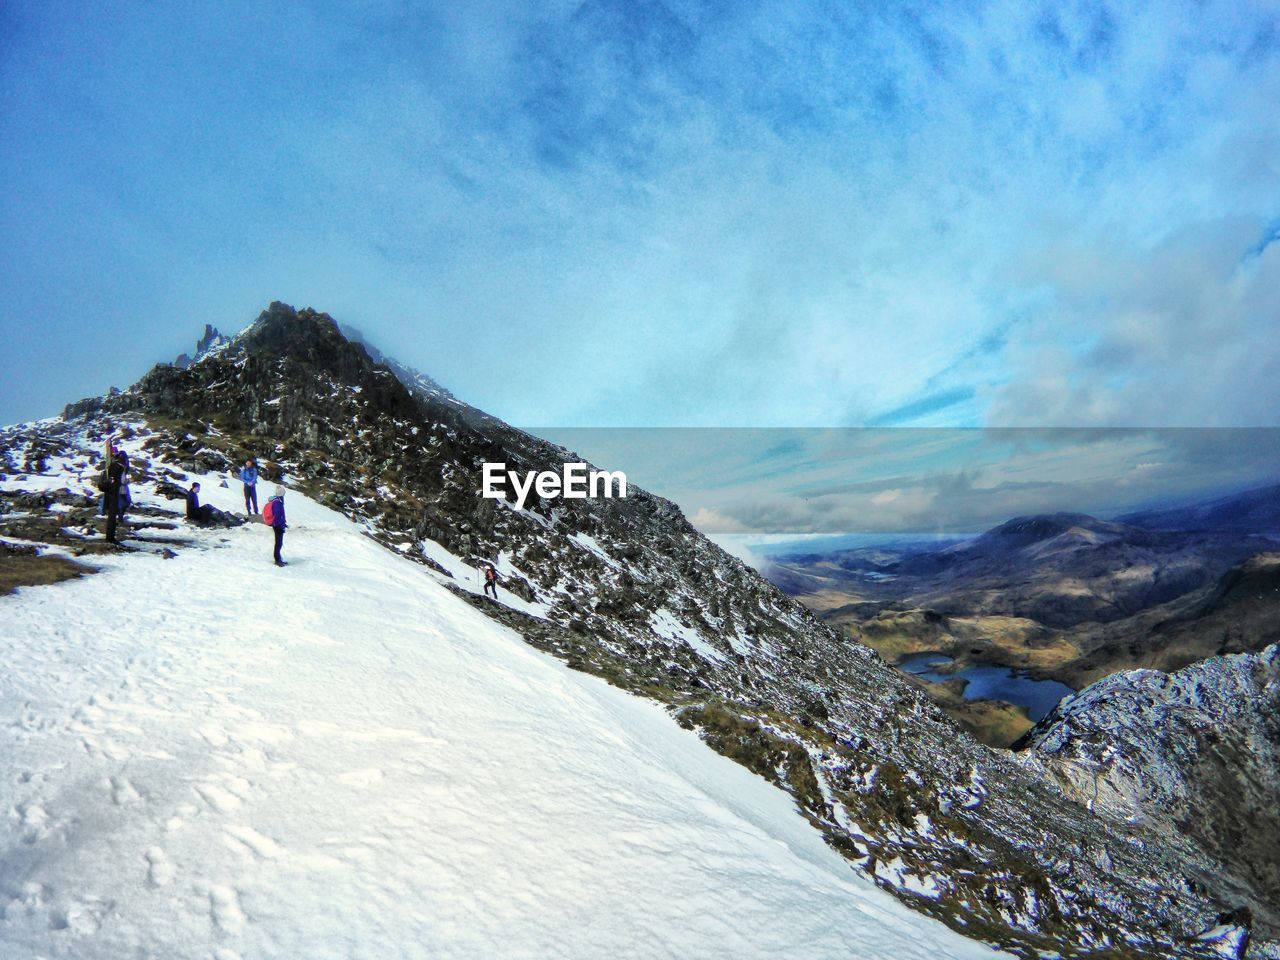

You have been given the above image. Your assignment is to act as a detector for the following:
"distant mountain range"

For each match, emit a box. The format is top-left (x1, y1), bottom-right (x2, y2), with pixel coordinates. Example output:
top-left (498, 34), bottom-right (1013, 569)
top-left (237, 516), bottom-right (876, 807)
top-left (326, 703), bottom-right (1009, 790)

top-left (773, 509), bottom-right (1278, 630)
top-left (1118, 483), bottom-right (1280, 533)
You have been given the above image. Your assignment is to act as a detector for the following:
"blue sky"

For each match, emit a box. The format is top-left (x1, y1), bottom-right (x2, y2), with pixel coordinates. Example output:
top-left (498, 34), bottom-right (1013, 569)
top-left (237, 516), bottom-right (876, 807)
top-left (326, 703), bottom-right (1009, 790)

top-left (2, 0), bottom-right (1279, 430)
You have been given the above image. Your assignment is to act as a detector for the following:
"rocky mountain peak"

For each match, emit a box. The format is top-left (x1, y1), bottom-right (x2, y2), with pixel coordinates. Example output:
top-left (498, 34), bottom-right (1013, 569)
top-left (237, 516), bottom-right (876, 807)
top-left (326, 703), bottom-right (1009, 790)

top-left (979, 512), bottom-right (1129, 548)
top-left (233, 302), bottom-right (390, 391)
top-left (174, 322), bottom-right (230, 369)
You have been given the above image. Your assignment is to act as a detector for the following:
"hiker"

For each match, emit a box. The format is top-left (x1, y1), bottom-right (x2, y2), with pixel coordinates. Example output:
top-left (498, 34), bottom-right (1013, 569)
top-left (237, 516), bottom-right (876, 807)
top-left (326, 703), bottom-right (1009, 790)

top-left (185, 482), bottom-right (215, 525)
top-left (239, 457), bottom-right (259, 515)
top-left (99, 442), bottom-right (128, 515)
top-left (116, 448), bottom-right (133, 518)
top-left (483, 563), bottom-right (499, 600)
top-left (264, 484), bottom-right (287, 566)
top-left (102, 440), bottom-right (126, 543)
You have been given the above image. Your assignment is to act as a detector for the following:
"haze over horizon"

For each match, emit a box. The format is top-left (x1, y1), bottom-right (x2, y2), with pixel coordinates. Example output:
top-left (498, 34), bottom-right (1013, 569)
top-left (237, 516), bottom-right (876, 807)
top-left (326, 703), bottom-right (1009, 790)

top-left (3, 1), bottom-right (1279, 430)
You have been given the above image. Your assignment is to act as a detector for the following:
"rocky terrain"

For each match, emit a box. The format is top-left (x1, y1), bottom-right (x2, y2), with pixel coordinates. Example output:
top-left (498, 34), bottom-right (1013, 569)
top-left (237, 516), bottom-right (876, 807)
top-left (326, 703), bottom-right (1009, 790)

top-left (3, 301), bottom-right (1276, 958)
top-left (174, 323), bottom-right (230, 369)
top-left (1019, 643), bottom-right (1280, 959)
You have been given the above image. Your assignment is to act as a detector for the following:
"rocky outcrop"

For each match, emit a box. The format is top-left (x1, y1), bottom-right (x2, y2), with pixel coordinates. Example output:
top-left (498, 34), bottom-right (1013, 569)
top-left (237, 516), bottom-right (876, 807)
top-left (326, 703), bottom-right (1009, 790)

top-left (174, 323), bottom-right (229, 369)
top-left (1019, 645), bottom-right (1280, 942)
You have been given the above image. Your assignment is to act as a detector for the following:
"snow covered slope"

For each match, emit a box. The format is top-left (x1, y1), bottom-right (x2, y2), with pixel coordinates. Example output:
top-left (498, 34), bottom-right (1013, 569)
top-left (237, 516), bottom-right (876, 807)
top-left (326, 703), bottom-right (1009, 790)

top-left (1, 479), bottom-right (1005, 958)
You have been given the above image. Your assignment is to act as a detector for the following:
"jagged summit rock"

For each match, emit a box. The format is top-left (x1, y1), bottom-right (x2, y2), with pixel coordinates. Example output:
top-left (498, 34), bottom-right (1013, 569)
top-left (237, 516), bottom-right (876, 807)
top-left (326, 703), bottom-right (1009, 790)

top-left (174, 322), bottom-right (230, 369)
top-left (196, 322), bottom-right (225, 355)
top-left (236, 302), bottom-right (393, 390)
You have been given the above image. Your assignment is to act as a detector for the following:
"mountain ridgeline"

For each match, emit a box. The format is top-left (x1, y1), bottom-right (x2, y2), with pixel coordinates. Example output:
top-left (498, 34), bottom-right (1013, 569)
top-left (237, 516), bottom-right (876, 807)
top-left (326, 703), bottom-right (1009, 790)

top-left (58, 303), bottom-right (1277, 958)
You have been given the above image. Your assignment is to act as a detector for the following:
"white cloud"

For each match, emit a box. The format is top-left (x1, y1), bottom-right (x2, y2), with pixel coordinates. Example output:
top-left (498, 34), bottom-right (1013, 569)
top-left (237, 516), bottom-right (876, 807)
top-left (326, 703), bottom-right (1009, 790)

top-left (989, 220), bottom-right (1280, 426)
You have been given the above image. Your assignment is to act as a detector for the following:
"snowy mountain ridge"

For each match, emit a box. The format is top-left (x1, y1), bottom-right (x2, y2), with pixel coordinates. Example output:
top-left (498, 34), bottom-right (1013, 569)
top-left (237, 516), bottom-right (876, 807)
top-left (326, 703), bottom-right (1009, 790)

top-left (1, 423), bottom-right (1004, 959)
top-left (5, 301), bottom-right (1276, 958)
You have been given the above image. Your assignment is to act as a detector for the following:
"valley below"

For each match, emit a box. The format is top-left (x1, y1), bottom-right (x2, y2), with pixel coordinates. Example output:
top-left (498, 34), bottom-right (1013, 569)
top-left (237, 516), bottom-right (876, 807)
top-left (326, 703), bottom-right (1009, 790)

top-left (766, 505), bottom-right (1280, 747)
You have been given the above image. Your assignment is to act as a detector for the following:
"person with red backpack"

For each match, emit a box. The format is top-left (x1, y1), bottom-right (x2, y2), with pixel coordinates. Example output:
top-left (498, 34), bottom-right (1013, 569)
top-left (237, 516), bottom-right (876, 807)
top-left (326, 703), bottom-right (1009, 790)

top-left (483, 563), bottom-right (499, 600)
top-left (263, 484), bottom-right (287, 566)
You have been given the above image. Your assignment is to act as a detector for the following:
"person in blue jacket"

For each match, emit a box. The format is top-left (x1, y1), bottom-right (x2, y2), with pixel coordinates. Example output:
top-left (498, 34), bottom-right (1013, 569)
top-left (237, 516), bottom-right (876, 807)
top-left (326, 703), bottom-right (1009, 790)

top-left (185, 482), bottom-right (215, 524)
top-left (266, 484), bottom-right (287, 566)
top-left (239, 457), bottom-right (259, 515)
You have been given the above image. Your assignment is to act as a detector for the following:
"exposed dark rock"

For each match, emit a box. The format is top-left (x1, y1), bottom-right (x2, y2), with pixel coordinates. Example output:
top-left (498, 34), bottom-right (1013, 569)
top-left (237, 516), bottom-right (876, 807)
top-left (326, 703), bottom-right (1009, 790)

top-left (1022, 644), bottom-right (1280, 939)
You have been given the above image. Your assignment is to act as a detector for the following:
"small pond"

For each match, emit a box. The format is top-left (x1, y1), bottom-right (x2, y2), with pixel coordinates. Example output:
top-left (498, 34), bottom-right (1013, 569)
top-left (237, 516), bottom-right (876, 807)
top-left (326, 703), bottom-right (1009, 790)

top-left (896, 652), bottom-right (1074, 722)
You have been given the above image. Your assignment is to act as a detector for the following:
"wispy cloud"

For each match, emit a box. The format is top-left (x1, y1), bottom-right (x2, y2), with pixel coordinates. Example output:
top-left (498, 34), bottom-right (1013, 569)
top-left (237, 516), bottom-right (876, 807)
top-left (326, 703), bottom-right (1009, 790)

top-left (1, 1), bottom-right (1277, 428)
top-left (989, 219), bottom-right (1280, 425)
top-left (546, 427), bottom-right (1280, 534)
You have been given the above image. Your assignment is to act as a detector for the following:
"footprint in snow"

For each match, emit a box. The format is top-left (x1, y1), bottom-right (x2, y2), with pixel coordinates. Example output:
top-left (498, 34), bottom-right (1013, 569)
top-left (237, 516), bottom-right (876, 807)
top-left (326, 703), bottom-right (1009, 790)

top-left (14, 801), bottom-right (55, 844)
top-left (207, 884), bottom-right (246, 936)
top-left (49, 895), bottom-right (112, 935)
top-left (145, 847), bottom-right (175, 887)
top-left (109, 775), bottom-right (142, 806)
top-left (194, 782), bottom-right (242, 813)
top-left (223, 824), bottom-right (283, 861)
top-left (196, 723), bottom-right (230, 747)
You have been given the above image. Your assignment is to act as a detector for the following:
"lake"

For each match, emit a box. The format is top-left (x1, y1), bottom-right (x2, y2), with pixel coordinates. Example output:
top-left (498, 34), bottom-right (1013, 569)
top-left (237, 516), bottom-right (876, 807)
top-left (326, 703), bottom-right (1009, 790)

top-left (896, 652), bottom-right (1074, 722)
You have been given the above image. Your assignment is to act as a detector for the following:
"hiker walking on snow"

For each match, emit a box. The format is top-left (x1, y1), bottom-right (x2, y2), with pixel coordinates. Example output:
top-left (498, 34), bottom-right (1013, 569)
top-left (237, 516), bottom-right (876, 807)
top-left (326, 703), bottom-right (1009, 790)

top-left (239, 457), bottom-right (259, 515)
top-left (264, 484), bottom-right (287, 567)
top-left (483, 563), bottom-right (499, 600)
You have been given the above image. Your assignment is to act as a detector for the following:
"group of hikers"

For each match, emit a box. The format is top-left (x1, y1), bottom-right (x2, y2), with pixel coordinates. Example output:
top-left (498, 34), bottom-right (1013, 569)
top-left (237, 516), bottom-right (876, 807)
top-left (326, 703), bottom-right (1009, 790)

top-left (100, 441), bottom-right (288, 566)
top-left (186, 456), bottom-right (288, 566)
top-left (100, 440), bottom-right (505, 588)
top-left (237, 457), bottom-right (287, 567)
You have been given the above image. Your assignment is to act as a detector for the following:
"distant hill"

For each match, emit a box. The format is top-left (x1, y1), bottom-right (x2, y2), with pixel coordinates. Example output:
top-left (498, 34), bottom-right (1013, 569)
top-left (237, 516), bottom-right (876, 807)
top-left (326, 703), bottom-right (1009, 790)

top-left (775, 510), bottom-right (1268, 629)
top-left (1118, 482), bottom-right (1280, 533)
top-left (965, 512), bottom-right (1134, 553)
top-left (1059, 553), bottom-right (1280, 688)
